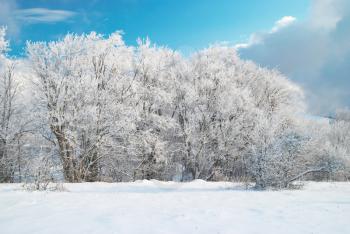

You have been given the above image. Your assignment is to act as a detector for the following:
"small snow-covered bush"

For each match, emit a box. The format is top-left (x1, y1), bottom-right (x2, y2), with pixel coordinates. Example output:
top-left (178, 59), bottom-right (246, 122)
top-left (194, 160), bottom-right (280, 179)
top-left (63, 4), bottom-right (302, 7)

top-left (23, 156), bottom-right (62, 191)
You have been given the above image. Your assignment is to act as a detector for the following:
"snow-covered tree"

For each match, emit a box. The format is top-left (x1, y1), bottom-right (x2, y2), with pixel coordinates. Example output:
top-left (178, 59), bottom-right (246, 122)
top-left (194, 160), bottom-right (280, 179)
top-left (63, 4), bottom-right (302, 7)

top-left (27, 32), bottom-right (134, 182)
top-left (308, 109), bottom-right (350, 180)
top-left (0, 28), bottom-right (33, 182)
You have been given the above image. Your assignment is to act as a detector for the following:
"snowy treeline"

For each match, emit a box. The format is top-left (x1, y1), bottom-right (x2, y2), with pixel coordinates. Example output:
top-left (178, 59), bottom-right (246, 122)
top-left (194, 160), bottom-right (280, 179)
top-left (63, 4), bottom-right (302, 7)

top-left (0, 28), bottom-right (349, 189)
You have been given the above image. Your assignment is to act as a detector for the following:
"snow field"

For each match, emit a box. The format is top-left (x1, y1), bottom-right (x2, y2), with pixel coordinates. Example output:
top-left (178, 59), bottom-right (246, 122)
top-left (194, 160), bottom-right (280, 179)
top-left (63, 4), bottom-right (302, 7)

top-left (0, 181), bottom-right (349, 234)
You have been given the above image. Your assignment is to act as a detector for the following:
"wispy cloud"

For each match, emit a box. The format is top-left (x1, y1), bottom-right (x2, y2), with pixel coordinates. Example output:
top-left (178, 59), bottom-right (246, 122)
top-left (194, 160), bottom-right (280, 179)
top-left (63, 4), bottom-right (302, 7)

top-left (14, 8), bottom-right (76, 23)
top-left (0, 0), bottom-right (20, 36)
top-left (0, 0), bottom-right (77, 37)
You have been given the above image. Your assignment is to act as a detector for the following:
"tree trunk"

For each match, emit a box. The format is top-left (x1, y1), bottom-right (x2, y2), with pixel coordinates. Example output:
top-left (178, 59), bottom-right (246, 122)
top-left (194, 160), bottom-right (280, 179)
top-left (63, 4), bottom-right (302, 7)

top-left (51, 125), bottom-right (80, 182)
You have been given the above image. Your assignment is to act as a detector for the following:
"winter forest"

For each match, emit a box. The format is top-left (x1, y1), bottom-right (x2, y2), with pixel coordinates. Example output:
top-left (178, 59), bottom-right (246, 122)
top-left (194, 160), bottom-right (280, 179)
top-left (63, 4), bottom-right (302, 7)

top-left (0, 27), bottom-right (349, 190)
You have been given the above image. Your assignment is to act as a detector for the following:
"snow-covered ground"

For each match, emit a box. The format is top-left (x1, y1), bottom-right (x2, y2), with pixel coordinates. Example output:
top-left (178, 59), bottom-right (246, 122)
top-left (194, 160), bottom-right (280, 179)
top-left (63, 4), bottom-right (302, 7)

top-left (0, 181), bottom-right (349, 234)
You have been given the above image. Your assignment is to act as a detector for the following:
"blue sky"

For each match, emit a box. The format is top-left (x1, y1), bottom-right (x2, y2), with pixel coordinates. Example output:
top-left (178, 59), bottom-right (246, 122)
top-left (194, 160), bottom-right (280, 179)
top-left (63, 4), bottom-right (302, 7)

top-left (1, 0), bottom-right (349, 114)
top-left (1, 0), bottom-right (310, 56)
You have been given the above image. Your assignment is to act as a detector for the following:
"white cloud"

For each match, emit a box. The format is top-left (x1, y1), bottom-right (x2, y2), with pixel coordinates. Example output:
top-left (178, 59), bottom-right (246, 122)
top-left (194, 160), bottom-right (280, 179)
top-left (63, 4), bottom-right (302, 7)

top-left (270, 16), bottom-right (296, 33)
top-left (238, 0), bottom-right (350, 115)
top-left (234, 34), bottom-right (261, 49)
top-left (235, 16), bottom-right (296, 49)
top-left (309, 0), bottom-right (343, 29)
top-left (14, 8), bottom-right (76, 23)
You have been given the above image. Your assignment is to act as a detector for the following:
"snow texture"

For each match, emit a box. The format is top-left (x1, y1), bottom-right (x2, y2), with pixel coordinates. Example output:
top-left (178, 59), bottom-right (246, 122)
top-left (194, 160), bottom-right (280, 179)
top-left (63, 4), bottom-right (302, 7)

top-left (0, 181), bottom-right (349, 234)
